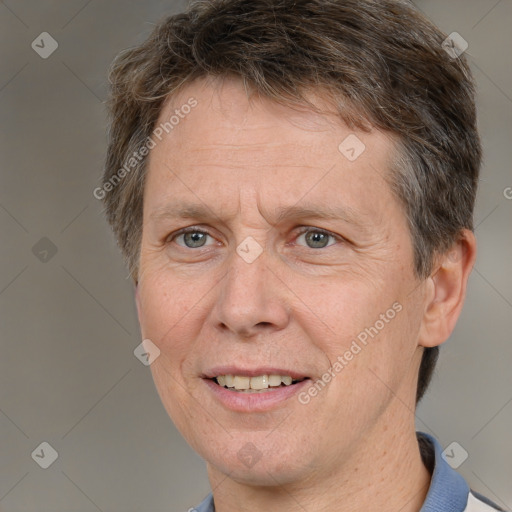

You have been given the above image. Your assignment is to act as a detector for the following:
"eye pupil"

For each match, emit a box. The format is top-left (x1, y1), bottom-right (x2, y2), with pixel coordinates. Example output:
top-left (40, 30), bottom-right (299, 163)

top-left (184, 231), bottom-right (207, 248)
top-left (306, 231), bottom-right (329, 248)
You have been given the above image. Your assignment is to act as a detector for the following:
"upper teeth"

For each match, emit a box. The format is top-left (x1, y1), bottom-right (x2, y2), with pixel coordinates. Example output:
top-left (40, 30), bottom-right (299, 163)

top-left (215, 374), bottom-right (297, 390)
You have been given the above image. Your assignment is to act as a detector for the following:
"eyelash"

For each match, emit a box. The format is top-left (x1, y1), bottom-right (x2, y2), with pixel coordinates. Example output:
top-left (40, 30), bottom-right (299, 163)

top-left (167, 226), bottom-right (342, 249)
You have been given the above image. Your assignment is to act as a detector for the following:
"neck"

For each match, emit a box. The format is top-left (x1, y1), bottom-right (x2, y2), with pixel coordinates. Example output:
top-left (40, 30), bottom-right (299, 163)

top-left (206, 402), bottom-right (431, 512)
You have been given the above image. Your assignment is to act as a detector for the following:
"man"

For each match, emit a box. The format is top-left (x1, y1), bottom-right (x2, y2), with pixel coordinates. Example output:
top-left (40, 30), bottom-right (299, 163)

top-left (100, 0), bottom-right (505, 510)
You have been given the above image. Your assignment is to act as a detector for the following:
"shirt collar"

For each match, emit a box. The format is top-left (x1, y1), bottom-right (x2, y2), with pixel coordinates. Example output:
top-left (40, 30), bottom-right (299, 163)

top-left (418, 431), bottom-right (470, 512)
top-left (193, 432), bottom-right (470, 512)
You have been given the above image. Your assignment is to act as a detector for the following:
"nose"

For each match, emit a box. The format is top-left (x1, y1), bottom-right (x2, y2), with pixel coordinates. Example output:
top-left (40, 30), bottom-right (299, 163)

top-left (212, 245), bottom-right (290, 339)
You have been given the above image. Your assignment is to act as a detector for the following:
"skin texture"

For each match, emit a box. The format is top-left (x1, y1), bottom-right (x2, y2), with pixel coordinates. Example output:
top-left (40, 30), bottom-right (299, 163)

top-left (135, 75), bottom-right (476, 512)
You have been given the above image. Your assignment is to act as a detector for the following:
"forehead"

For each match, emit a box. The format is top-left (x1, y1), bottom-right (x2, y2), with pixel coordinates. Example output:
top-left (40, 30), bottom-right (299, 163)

top-left (152, 75), bottom-right (389, 154)
top-left (144, 76), bottom-right (399, 224)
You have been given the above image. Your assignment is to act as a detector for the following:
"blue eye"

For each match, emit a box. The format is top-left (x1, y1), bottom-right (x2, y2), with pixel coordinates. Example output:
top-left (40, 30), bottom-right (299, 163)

top-left (171, 228), bottom-right (214, 248)
top-left (295, 228), bottom-right (339, 249)
top-left (168, 227), bottom-right (340, 250)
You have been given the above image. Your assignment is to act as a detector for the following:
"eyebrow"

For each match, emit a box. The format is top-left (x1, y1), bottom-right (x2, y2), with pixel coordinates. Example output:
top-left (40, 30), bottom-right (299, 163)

top-left (149, 201), bottom-right (368, 229)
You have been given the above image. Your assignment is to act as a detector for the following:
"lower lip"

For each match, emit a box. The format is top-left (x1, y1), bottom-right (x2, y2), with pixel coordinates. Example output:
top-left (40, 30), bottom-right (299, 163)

top-left (202, 378), bottom-right (311, 412)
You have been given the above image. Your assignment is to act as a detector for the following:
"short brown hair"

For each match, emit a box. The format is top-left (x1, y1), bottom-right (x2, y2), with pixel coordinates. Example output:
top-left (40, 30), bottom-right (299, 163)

top-left (101, 0), bottom-right (481, 403)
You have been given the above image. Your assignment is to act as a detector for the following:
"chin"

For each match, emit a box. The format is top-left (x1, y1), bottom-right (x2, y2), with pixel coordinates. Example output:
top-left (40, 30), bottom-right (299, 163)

top-left (206, 453), bottom-right (309, 487)
top-left (197, 432), bottom-right (316, 485)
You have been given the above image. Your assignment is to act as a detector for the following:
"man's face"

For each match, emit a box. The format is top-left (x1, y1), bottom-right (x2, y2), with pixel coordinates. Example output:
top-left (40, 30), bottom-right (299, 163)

top-left (136, 76), bottom-right (428, 484)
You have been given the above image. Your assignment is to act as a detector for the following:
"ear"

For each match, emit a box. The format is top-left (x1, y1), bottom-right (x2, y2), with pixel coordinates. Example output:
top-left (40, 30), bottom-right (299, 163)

top-left (418, 229), bottom-right (477, 348)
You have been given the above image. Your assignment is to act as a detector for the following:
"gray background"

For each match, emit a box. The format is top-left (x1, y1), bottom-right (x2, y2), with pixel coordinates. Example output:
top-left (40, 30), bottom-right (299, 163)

top-left (0, 1), bottom-right (510, 511)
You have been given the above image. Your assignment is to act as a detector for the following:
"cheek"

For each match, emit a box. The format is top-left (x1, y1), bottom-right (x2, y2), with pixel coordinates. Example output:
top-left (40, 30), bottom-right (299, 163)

top-left (136, 275), bottom-right (202, 423)
top-left (136, 275), bottom-right (197, 375)
top-left (307, 280), bottom-right (416, 398)
top-left (138, 266), bottom-right (197, 332)
top-left (298, 275), bottom-right (399, 353)
top-left (346, 302), bottom-right (421, 404)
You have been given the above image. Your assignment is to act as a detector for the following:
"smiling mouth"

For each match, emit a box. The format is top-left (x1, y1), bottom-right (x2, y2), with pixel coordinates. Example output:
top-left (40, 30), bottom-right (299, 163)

top-left (208, 374), bottom-right (309, 393)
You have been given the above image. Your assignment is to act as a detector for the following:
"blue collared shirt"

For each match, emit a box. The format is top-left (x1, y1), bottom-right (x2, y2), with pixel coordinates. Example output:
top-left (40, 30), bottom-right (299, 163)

top-left (192, 432), bottom-right (505, 512)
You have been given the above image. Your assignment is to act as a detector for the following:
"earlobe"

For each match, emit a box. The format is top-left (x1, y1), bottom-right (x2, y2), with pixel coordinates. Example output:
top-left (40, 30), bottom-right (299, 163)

top-left (418, 230), bottom-right (477, 348)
